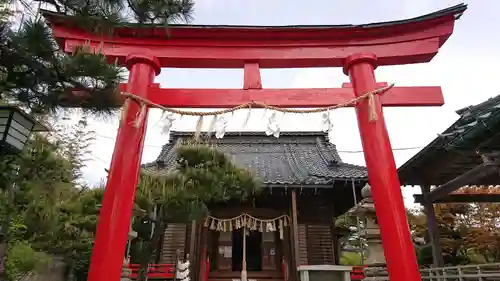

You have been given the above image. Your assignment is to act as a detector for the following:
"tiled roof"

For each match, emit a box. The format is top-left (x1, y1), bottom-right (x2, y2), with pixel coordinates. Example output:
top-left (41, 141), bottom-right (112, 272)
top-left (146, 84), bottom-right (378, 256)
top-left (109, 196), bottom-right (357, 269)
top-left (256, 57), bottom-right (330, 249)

top-left (398, 93), bottom-right (500, 186)
top-left (144, 131), bottom-right (367, 186)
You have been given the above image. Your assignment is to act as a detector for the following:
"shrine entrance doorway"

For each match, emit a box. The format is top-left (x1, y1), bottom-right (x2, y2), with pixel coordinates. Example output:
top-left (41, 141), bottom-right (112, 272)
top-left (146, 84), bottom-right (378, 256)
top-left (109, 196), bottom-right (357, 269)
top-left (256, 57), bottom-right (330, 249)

top-left (232, 229), bottom-right (262, 272)
top-left (210, 227), bottom-right (281, 273)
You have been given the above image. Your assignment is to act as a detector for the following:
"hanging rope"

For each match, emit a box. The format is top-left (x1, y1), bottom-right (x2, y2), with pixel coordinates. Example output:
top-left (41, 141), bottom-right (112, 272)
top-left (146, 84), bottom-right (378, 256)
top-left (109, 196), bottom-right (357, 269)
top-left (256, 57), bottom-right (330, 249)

top-left (203, 213), bottom-right (290, 237)
top-left (120, 83), bottom-right (394, 130)
top-left (241, 226), bottom-right (247, 281)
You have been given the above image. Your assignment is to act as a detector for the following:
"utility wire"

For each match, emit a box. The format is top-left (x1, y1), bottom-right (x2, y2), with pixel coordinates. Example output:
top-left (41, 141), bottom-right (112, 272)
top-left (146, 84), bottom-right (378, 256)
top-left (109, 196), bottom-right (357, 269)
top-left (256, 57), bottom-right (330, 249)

top-left (93, 133), bottom-right (424, 153)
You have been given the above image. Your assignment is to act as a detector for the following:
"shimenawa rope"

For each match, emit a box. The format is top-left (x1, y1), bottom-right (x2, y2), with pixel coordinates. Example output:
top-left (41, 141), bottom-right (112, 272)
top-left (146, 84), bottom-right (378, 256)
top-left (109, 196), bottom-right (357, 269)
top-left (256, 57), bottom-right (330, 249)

top-left (120, 83), bottom-right (395, 129)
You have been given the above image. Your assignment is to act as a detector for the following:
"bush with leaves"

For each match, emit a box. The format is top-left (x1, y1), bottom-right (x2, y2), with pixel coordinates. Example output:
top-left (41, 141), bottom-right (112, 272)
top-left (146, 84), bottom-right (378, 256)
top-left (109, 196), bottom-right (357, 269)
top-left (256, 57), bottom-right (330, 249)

top-left (132, 144), bottom-right (261, 281)
top-left (408, 186), bottom-right (500, 265)
top-left (0, 117), bottom-right (102, 280)
top-left (4, 241), bottom-right (50, 281)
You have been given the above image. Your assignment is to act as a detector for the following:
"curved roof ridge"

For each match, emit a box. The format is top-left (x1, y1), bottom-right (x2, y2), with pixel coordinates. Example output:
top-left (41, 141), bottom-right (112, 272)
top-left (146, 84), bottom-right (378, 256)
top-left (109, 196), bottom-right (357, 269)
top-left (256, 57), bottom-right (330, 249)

top-left (315, 136), bottom-right (342, 164)
top-left (283, 142), bottom-right (310, 183)
top-left (42, 4), bottom-right (466, 30)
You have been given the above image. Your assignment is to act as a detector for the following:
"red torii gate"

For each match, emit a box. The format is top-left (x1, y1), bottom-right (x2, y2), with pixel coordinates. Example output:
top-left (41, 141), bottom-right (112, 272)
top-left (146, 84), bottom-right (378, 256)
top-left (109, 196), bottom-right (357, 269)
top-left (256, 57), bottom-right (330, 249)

top-left (43, 4), bottom-right (466, 281)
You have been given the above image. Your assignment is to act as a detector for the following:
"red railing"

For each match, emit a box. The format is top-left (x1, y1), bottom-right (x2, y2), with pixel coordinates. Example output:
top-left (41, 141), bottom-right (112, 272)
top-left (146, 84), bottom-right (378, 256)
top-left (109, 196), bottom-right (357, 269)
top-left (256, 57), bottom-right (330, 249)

top-left (128, 261), bottom-right (363, 280)
top-left (350, 265), bottom-right (366, 281)
top-left (281, 261), bottom-right (287, 281)
top-left (128, 263), bottom-right (175, 279)
top-left (205, 258), bottom-right (210, 281)
top-left (199, 248), bottom-right (210, 281)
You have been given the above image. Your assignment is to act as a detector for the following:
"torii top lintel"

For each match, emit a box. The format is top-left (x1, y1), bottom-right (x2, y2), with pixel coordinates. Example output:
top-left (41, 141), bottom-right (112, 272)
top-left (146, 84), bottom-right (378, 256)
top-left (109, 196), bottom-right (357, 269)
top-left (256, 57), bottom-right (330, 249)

top-left (42, 4), bottom-right (466, 69)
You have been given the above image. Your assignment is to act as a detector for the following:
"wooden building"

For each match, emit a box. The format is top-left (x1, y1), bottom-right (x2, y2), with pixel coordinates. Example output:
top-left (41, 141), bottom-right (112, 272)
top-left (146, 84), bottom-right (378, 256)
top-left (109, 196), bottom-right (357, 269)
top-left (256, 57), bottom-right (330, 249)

top-left (143, 131), bottom-right (368, 281)
top-left (398, 93), bottom-right (500, 267)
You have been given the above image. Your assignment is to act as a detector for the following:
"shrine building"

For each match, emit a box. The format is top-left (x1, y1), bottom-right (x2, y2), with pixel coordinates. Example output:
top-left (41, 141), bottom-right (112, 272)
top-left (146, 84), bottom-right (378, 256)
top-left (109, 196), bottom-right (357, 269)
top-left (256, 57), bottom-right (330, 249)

top-left (142, 131), bottom-right (368, 281)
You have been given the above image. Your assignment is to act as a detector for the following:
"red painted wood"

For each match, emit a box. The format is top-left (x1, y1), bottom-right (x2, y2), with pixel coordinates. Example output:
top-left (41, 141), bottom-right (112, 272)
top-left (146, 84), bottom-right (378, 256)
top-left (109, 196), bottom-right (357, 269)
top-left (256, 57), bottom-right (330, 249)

top-left (345, 53), bottom-right (421, 281)
top-left (40, 7), bottom-right (464, 281)
top-left (243, 62), bottom-right (262, 89)
top-left (86, 54), bottom-right (160, 281)
top-left (116, 84), bottom-right (444, 108)
top-left (205, 259), bottom-right (210, 281)
top-left (63, 37), bottom-right (441, 68)
top-left (43, 9), bottom-right (456, 43)
top-left (44, 11), bottom-right (458, 68)
top-left (350, 266), bottom-right (366, 281)
top-left (128, 264), bottom-right (175, 279)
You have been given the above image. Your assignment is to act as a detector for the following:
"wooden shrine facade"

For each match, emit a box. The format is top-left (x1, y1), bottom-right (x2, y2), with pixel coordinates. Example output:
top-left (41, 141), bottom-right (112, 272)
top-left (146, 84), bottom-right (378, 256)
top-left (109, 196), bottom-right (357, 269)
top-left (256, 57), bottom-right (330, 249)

top-left (143, 132), bottom-right (368, 281)
top-left (398, 93), bottom-right (500, 267)
top-left (43, 4), bottom-right (466, 281)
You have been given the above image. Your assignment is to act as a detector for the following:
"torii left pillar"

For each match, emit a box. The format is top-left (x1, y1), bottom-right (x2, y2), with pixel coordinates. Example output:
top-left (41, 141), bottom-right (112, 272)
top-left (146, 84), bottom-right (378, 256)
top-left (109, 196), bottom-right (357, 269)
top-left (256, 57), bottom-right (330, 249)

top-left (87, 54), bottom-right (160, 281)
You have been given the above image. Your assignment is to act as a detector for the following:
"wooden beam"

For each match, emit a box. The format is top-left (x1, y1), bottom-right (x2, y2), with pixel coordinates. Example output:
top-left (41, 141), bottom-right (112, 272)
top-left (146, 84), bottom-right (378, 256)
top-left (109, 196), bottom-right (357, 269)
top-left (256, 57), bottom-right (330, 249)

top-left (415, 193), bottom-right (500, 203)
top-left (427, 161), bottom-right (499, 202)
top-left (63, 37), bottom-right (442, 68)
top-left (112, 84), bottom-right (443, 108)
top-left (291, 190), bottom-right (300, 268)
top-left (420, 185), bottom-right (444, 267)
top-left (44, 4), bottom-right (465, 69)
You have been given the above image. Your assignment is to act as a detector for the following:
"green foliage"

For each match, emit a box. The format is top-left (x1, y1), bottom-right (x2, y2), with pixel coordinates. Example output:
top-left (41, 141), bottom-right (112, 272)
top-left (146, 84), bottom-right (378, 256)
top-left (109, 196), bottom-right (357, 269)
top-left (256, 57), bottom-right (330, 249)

top-left (1, 19), bottom-right (124, 116)
top-left (133, 144), bottom-right (260, 281)
top-left (340, 252), bottom-right (363, 266)
top-left (5, 241), bottom-right (50, 281)
top-left (409, 187), bottom-right (500, 266)
top-left (137, 144), bottom-right (261, 221)
top-left (0, 117), bottom-right (101, 280)
top-left (0, 0), bottom-right (194, 116)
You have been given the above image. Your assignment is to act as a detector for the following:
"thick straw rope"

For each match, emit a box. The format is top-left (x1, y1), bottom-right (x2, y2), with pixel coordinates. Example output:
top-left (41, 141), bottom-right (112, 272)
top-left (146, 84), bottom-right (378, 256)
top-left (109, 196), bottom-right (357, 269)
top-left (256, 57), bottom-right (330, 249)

top-left (120, 83), bottom-right (395, 128)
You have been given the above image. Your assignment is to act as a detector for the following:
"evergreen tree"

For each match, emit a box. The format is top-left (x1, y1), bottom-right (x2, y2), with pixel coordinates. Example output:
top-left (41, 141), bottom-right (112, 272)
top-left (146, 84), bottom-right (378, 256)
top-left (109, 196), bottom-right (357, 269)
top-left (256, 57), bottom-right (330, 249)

top-left (133, 143), bottom-right (261, 281)
top-left (0, 0), bottom-right (194, 115)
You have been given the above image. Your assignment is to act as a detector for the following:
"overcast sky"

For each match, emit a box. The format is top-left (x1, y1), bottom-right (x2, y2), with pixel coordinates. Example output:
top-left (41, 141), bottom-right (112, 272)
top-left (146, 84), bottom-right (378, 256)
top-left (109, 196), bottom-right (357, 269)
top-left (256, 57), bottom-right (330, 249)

top-left (79, 0), bottom-right (498, 208)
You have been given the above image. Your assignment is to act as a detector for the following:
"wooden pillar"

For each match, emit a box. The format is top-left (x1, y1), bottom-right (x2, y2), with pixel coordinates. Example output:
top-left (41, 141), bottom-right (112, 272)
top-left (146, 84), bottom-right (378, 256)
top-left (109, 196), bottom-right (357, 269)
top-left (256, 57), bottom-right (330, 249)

top-left (189, 220), bottom-right (197, 260)
top-left (331, 227), bottom-right (340, 265)
top-left (421, 184), bottom-right (444, 267)
top-left (188, 220), bottom-right (198, 281)
top-left (291, 190), bottom-right (300, 267)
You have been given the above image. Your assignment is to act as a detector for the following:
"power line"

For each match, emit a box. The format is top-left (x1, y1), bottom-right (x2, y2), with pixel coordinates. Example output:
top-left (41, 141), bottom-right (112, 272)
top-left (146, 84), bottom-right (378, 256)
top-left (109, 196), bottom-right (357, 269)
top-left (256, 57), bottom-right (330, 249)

top-left (339, 146), bottom-right (422, 153)
top-left (89, 154), bottom-right (109, 165)
top-left (93, 133), bottom-right (424, 154)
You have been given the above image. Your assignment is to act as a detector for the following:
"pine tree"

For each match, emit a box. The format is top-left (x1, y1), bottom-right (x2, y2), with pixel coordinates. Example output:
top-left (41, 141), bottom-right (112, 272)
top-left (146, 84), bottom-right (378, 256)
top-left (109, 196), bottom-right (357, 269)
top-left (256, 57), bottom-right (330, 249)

top-left (0, 0), bottom-right (194, 116)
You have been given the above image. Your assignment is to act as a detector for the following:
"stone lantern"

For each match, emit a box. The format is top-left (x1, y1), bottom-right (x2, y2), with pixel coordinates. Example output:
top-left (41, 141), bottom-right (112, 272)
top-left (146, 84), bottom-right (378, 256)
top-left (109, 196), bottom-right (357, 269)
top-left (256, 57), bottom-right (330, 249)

top-left (347, 183), bottom-right (386, 266)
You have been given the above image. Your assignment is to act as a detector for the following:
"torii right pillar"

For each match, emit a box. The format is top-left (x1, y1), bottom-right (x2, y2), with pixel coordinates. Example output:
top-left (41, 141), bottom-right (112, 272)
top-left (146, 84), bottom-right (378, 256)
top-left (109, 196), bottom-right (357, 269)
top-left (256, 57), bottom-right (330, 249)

top-left (344, 53), bottom-right (420, 281)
